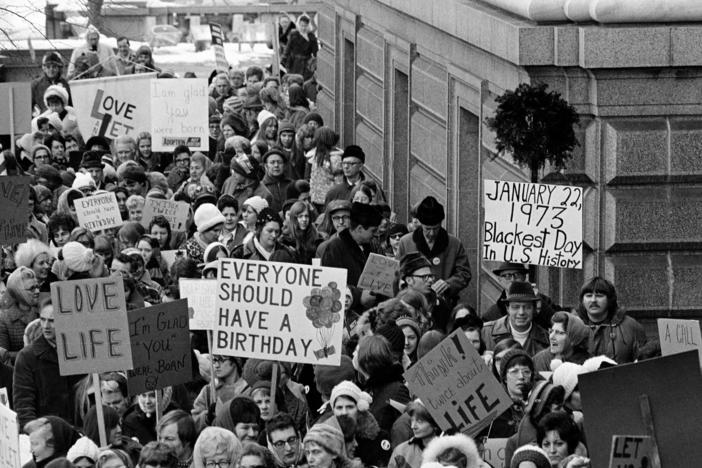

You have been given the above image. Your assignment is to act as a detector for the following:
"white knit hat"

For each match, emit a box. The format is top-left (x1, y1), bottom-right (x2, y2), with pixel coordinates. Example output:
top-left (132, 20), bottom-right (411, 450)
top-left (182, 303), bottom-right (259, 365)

top-left (62, 241), bottom-right (96, 273)
top-left (330, 380), bottom-right (372, 412)
top-left (243, 195), bottom-right (269, 214)
top-left (551, 362), bottom-right (585, 400)
top-left (194, 203), bottom-right (225, 233)
top-left (44, 84), bottom-right (69, 107)
top-left (581, 355), bottom-right (617, 373)
top-left (72, 172), bottom-right (96, 190)
top-left (67, 436), bottom-right (100, 463)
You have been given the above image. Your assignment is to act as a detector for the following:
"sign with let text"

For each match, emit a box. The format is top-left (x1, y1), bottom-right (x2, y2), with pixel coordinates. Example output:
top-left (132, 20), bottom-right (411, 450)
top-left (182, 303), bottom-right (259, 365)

top-left (357, 253), bottom-right (399, 297)
top-left (74, 192), bottom-right (123, 232)
top-left (483, 179), bottom-right (583, 269)
top-left (51, 277), bottom-right (133, 375)
top-left (0, 176), bottom-right (30, 245)
top-left (609, 435), bottom-right (652, 468)
top-left (150, 79), bottom-right (208, 152)
top-left (657, 318), bottom-right (702, 365)
top-left (213, 258), bottom-right (347, 365)
top-left (404, 330), bottom-right (512, 437)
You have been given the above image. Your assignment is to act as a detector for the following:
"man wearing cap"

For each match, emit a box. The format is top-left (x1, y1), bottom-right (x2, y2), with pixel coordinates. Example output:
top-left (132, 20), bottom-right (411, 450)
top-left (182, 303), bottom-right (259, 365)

top-left (397, 252), bottom-right (452, 331)
top-left (482, 281), bottom-right (549, 357)
top-left (321, 202), bottom-right (384, 309)
top-left (80, 150), bottom-right (115, 190)
top-left (262, 149), bottom-right (294, 213)
top-left (222, 155), bottom-right (274, 208)
top-left (483, 262), bottom-right (562, 329)
top-left (31, 52), bottom-right (73, 114)
top-left (325, 145), bottom-right (369, 205)
top-left (67, 25), bottom-right (116, 78)
top-left (315, 199), bottom-right (353, 258)
top-left (397, 196), bottom-right (471, 307)
top-left (121, 165), bottom-right (149, 197)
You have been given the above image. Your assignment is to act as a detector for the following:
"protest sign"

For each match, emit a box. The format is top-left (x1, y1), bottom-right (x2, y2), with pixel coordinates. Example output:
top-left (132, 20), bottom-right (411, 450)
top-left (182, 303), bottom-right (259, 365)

top-left (213, 258), bottom-right (347, 365)
top-left (179, 278), bottom-right (217, 330)
top-left (210, 23), bottom-right (229, 73)
top-left (127, 300), bottom-right (192, 394)
top-left (0, 82), bottom-right (31, 134)
top-left (141, 198), bottom-right (190, 232)
top-left (74, 192), bottom-right (123, 232)
top-left (580, 351), bottom-right (702, 468)
top-left (150, 79), bottom-right (208, 152)
top-left (161, 250), bottom-right (186, 271)
top-left (51, 277), bottom-right (133, 375)
top-left (70, 74), bottom-right (155, 141)
top-left (657, 318), bottom-right (702, 364)
top-left (481, 439), bottom-right (507, 468)
top-left (0, 403), bottom-right (19, 468)
top-left (404, 330), bottom-right (512, 437)
top-left (609, 435), bottom-right (652, 468)
top-left (357, 253), bottom-right (399, 296)
top-left (0, 176), bottom-right (30, 244)
top-left (483, 179), bottom-right (583, 269)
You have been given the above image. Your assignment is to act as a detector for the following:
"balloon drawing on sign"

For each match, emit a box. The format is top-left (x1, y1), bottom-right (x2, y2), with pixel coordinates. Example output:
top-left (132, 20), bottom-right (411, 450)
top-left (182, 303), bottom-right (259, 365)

top-left (303, 282), bottom-right (342, 360)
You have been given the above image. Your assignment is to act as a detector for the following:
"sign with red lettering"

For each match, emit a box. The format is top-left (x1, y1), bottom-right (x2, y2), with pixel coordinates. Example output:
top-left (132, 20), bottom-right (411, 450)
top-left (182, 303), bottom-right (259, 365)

top-left (127, 300), bottom-right (192, 395)
top-left (213, 258), bottom-right (347, 365)
top-left (657, 318), bottom-right (702, 365)
top-left (404, 330), bottom-right (512, 437)
top-left (357, 253), bottom-right (399, 296)
top-left (51, 277), bottom-right (133, 375)
top-left (609, 435), bottom-right (651, 468)
top-left (0, 176), bottom-right (30, 245)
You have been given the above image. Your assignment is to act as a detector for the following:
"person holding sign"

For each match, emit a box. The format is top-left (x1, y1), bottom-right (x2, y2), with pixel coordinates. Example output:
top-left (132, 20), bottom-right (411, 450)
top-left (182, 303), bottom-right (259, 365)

top-left (191, 355), bottom-right (247, 431)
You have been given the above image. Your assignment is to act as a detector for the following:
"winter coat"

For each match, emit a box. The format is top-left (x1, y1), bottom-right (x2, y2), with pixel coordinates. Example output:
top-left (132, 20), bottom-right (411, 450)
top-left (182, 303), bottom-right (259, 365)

top-left (421, 433), bottom-right (481, 468)
top-left (577, 307), bottom-right (646, 364)
top-left (122, 402), bottom-right (177, 445)
top-left (13, 335), bottom-right (84, 428)
top-left (397, 227), bottom-right (472, 302)
top-left (364, 363), bottom-right (411, 435)
top-left (389, 438), bottom-right (426, 468)
top-left (220, 178), bottom-right (274, 211)
top-left (532, 348), bottom-right (590, 373)
top-left (31, 75), bottom-right (73, 113)
top-left (191, 378), bottom-right (250, 432)
top-left (262, 173), bottom-right (294, 214)
top-left (320, 228), bottom-right (373, 308)
top-left (481, 316), bottom-right (549, 357)
top-left (321, 408), bottom-right (392, 467)
top-left (0, 301), bottom-right (39, 364)
top-left (282, 30), bottom-right (318, 79)
top-left (231, 237), bottom-right (297, 263)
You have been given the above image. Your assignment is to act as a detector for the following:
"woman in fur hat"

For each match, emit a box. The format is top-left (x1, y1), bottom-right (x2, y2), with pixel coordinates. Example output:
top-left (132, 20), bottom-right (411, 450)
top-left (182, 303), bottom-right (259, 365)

top-left (420, 433), bottom-right (481, 468)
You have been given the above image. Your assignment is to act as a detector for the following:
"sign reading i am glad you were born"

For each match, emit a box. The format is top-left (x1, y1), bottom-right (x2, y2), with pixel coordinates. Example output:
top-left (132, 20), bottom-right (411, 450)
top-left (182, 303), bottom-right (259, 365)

top-left (150, 79), bottom-right (208, 152)
top-left (483, 179), bottom-right (583, 269)
top-left (213, 258), bottom-right (347, 365)
top-left (51, 276), bottom-right (133, 376)
top-left (0, 176), bottom-right (30, 245)
top-left (404, 330), bottom-right (513, 437)
top-left (74, 192), bottom-right (123, 232)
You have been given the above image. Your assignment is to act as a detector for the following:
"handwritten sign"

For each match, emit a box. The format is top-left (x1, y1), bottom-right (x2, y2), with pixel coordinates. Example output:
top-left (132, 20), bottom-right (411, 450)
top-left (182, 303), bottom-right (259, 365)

top-left (141, 198), bottom-right (190, 232)
top-left (209, 23), bottom-right (229, 73)
top-left (70, 74), bottom-right (155, 141)
top-left (404, 330), bottom-right (512, 437)
top-left (357, 253), bottom-right (399, 296)
top-left (127, 300), bottom-right (192, 394)
top-left (179, 278), bottom-right (217, 330)
top-left (609, 435), bottom-right (652, 468)
top-left (51, 277), bottom-right (133, 375)
top-left (0, 399), bottom-right (20, 468)
top-left (658, 318), bottom-right (702, 364)
top-left (483, 179), bottom-right (583, 269)
top-left (0, 82), bottom-right (31, 134)
top-left (74, 192), bottom-right (123, 232)
top-left (0, 176), bottom-right (30, 244)
top-left (213, 258), bottom-right (347, 365)
top-left (150, 79), bottom-right (208, 152)
top-left (481, 439), bottom-right (508, 468)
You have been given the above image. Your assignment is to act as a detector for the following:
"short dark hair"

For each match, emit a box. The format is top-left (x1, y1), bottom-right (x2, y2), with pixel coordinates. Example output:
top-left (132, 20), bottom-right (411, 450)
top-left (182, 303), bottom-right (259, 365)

top-left (217, 194), bottom-right (239, 213)
top-left (245, 66), bottom-right (264, 81)
top-left (537, 412), bottom-right (581, 454)
top-left (48, 213), bottom-right (77, 240)
top-left (266, 412), bottom-right (297, 441)
top-left (117, 36), bottom-right (129, 43)
top-left (157, 409), bottom-right (197, 450)
top-left (577, 276), bottom-right (618, 317)
top-left (113, 253), bottom-right (138, 274)
top-left (173, 145), bottom-right (191, 158)
top-left (101, 371), bottom-right (128, 398)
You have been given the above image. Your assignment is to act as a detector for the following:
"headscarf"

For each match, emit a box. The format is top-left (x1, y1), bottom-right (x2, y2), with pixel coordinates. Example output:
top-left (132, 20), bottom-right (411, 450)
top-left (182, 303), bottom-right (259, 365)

top-left (6, 266), bottom-right (39, 307)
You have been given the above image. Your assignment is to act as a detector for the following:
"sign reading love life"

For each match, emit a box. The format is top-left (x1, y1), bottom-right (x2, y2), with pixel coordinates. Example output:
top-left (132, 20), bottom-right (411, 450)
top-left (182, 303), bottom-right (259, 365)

top-left (212, 259), bottom-right (347, 365)
top-left (483, 179), bottom-right (583, 269)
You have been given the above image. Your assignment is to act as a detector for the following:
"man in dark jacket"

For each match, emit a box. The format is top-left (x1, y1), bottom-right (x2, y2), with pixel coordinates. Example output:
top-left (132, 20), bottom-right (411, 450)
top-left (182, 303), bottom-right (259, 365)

top-left (13, 298), bottom-right (84, 429)
top-left (262, 148), bottom-right (294, 214)
top-left (31, 52), bottom-right (73, 114)
top-left (321, 202), bottom-right (383, 310)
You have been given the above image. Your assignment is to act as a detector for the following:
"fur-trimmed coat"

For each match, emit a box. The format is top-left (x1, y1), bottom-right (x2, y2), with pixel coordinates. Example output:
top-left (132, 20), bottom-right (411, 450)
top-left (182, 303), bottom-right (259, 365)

top-left (421, 434), bottom-right (481, 468)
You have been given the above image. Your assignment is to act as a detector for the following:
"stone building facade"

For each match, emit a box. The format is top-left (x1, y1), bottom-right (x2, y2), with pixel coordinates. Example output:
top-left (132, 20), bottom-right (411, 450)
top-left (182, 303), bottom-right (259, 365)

top-left (316, 0), bottom-right (702, 327)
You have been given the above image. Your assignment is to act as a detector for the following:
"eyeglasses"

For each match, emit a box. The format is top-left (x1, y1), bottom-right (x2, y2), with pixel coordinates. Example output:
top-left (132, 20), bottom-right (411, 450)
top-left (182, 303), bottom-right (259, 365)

top-left (176, 158), bottom-right (190, 164)
top-left (272, 435), bottom-right (300, 449)
top-left (500, 273), bottom-right (525, 280)
top-left (389, 233), bottom-right (404, 240)
top-left (410, 274), bottom-right (435, 281)
top-left (506, 367), bottom-right (533, 378)
top-left (549, 328), bottom-right (567, 336)
top-left (211, 357), bottom-right (231, 365)
top-left (205, 460), bottom-right (231, 468)
top-left (25, 284), bottom-right (41, 292)
top-left (331, 215), bottom-right (350, 222)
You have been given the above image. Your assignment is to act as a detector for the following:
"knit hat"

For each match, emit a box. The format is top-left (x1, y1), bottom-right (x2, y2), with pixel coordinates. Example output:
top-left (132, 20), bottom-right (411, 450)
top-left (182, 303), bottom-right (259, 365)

top-left (492, 261), bottom-right (529, 276)
top-left (35, 164), bottom-right (63, 187)
top-left (342, 145), bottom-right (365, 163)
top-left (303, 112), bottom-right (324, 127)
top-left (396, 315), bottom-right (421, 340)
top-left (581, 355), bottom-right (617, 373)
top-left (415, 196), bottom-right (445, 225)
top-left (330, 380), bottom-right (372, 411)
top-left (327, 199), bottom-right (352, 215)
top-left (72, 172), bottom-right (96, 191)
top-left (243, 195), bottom-right (269, 214)
top-left (60, 171), bottom-right (76, 188)
top-left (350, 202), bottom-right (383, 228)
top-left (304, 421), bottom-right (346, 458)
top-left (43, 51), bottom-right (64, 66)
top-left (62, 242), bottom-right (96, 273)
top-left (510, 445), bottom-right (551, 468)
top-left (376, 322), bottom-right (405, 355)
top-left (524, 380), bottom-right (564, 419)
top-left (121, 165), bottom-right (147, 184)
top-left (80, 151), bottom-right (105, 169)
top-left (44, 84), bottom-right (69, 106)
top-left (223, 96), bottom-right (244, 114)
top-left (551, 362), bottom-right (584, 400)
top-left (417, 330), bottom-right (445, 359)
top-left (314, 355), bottom-right (355, 397)
top-left (277, 120), bottom-right (295, 136)
top-left (399, 252), bottom-right (432, 279)
top-left (262, 147), bottom-right (288, 164)
top-left (220, 112), bottom-right (248, 135)
top-left (194, 203), bottom-right (225, 233)
top-left (499, 349), bottom-right (534, 382)
top-left (231, 155), bottom-right (261, 180)
top-left (257, 109), bottom-right (277, 128)
top-left (505, 281), bottom-right (539, 302)
top-left (66, 436), bottom-right (100, 464)
top-left (228, 396), bottom-right (261, 424)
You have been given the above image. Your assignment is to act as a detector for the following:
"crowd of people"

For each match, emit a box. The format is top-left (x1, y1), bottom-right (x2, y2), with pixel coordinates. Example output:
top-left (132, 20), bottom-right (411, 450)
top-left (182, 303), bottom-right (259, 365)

top-left (0, 18), bottom-right (659, 468)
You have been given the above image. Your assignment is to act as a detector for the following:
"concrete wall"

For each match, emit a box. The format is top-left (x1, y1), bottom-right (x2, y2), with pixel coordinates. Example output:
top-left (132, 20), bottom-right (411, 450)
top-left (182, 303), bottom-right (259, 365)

top-left (319, 0), bottom-right (702, 328)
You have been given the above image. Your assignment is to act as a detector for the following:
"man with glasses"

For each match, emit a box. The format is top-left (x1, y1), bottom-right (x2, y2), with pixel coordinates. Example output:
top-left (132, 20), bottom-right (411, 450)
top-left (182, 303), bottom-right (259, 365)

top-left (192, 355), bottom-right (247, 431)
top-left (324, 145), bottom-right (367, 205)
top-left (482, 281), bottom-right (549, 357)
top-left (262, 148), bottom-right (293, 213)
top-left (266, 412), bottom-right (306, 468)
top-left (483, 262), bottom-right (562, 329)
top-left (167, 145), bottom-right (191, 191)
top-left (315, 199), bottom-right (352, 258)
top-left (31, 52), bottom-right (73, 114)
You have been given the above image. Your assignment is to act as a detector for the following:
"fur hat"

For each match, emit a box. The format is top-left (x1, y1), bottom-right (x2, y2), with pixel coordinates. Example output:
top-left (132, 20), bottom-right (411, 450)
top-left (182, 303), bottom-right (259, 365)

top-left (62, 242), bottom-right (96, 273)
top-left (228, 396), bottom-right (261, 424)
top-left (303, 112), bottom-right (324, 127)
top-left (15, 239), bottom-right (52, 269)
top-left (505, 281), bottom-right (539, 302)
top-left (304, 421), bottom-right (346, 458)
top-left (342, 145), bottom-right (365, 163)
top-left (80, 151), bottom-right (105, 169)
top-left (510, 445), bottom-right (551, 468)
top-left (257, 109), bottom-right (277, 128)
top-left (194, 203), bottom-right (225, 233)
top-left (72, 172), bottom-right (96, 190)
top-left (551, 362), bottom-right (584, 400)
top-left (350, 202), bottom-right (383, 227)
top-left (314, 355), bottom-right (355, 397)
top-left (415, 196), bottom-right (445, 225)
top-left (35, 165), bottom-right (63, 186)
top-left (399, 252), bottom-right (432, 279)
top-left (66, 436), bottom-right (100, 463)
top-left (330, 380), bottom-right (372, 412)
top-left (85, 136), bottom-right (111, 152)
top-left (44, 84), bottom-right (69, 107)
top-left (421, 433), bottom-right (480, 468)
